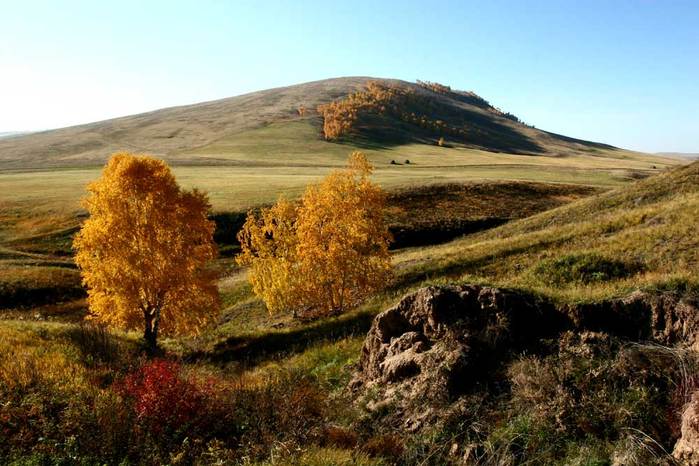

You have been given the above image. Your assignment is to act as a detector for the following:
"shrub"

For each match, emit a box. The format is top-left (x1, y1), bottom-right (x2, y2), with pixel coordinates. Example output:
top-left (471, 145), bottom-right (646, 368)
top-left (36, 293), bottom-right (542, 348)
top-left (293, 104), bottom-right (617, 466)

top-left (533, 252), bottom-right (642, 285)
top-left (115, 359), bottom-right (208, 436)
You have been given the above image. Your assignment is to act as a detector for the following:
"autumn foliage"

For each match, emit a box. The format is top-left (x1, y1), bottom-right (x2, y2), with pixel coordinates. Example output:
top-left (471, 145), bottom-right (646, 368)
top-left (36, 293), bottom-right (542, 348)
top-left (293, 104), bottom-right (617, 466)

top-left (317, 81), bottom-right (470, 141)
top-left (316, 82), bottom-right (399, 139)
top-left (73, 153), bottom-right (219, 349)
top-left (116, 359), bottom-right (208, 435)
top-left (237, 152), bottom-right (392, 317)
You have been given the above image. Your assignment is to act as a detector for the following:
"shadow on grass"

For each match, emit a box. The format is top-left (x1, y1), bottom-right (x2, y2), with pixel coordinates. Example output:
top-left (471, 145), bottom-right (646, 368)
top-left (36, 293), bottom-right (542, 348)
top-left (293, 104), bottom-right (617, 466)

top-left (56, 323), bottom-right (139, 369)
top-left (391, 232), bottom-right (576, 292)
top-left (188, 307), bottom-right (376, 365)
top-left (390, 218), bottom-right (509, 249)
top-left (0, 282), bottom-right (86, 310)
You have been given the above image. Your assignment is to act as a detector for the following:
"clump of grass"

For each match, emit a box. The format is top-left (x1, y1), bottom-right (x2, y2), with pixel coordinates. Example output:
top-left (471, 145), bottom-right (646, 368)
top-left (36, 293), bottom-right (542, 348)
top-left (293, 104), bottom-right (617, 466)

top-left (252, 447), bottom-right (387, 465)
top-left (532, 252), bottom-right (643, 286)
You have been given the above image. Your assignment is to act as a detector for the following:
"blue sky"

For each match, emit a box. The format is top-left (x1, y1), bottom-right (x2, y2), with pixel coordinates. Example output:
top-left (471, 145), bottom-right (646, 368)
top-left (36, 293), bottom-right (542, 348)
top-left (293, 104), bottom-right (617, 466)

top-left (1, 0), bottom-right (697, 152)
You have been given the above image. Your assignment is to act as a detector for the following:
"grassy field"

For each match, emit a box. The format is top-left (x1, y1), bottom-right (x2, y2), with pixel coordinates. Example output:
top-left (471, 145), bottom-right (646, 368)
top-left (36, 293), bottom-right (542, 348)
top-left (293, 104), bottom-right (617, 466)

top-left (394, 160), bottom-right (699, 301)
top-left (1, 161), bottom-right (697, 464)
top-left (0, 137), bottom-right (679, 213)
top-left (0, 77), bottom-right (692, 462)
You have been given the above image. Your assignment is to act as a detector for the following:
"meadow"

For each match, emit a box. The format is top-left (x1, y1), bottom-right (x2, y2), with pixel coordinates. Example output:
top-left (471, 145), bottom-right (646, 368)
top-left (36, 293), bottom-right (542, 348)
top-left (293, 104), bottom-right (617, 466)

top-left (1, 153), bottom-right (696, 464)
top-left (0, 134), bottom-right (677, 212)
top-left (0, 77), bottom-right (693, 464)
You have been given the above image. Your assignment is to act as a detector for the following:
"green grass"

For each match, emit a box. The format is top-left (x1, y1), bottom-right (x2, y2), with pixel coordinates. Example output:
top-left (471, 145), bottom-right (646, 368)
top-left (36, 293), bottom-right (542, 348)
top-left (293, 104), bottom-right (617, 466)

top-left (393, 161), bottom-right (699, 302)
top-left (0, 118), bottom-right (680, 212)
top-left (1, 163), bottom-right (697, 465)
top-left (0, 155), bottom-right (671, 213)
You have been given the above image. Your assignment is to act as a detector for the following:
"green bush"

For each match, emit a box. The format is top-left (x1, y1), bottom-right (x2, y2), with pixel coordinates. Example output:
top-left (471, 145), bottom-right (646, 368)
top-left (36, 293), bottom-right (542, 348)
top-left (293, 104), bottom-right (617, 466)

top-left (533, 253), bottom-right (642, 286)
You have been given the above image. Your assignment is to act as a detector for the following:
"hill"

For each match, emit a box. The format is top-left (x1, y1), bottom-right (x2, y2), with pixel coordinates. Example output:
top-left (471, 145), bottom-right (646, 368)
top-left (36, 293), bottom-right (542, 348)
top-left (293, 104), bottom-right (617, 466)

top-left (0, 77), bottom-right (672, 170)
top-left (396, 159), bottom-right (699, 301)
top-left (657, 152), bottom-right (699, 160)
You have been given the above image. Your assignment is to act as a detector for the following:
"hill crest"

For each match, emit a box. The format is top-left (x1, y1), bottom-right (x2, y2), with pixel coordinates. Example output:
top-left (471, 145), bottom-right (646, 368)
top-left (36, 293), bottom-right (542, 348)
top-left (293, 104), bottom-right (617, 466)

top-left (0, 77), bottom-right (642, 170)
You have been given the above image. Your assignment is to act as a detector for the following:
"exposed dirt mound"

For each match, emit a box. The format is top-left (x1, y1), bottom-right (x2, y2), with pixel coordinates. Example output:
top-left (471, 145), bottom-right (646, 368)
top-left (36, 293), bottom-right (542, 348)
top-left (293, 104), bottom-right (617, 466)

top-left (674, 391), bottom-right (699, 464)
top-left (350, 285), bottom-right (699, 434)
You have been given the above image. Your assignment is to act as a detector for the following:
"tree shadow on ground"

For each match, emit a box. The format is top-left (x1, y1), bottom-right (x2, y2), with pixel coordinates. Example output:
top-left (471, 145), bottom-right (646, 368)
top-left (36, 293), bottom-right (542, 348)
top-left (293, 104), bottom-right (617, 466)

top-left (187, 308), bottom-right (376, 366)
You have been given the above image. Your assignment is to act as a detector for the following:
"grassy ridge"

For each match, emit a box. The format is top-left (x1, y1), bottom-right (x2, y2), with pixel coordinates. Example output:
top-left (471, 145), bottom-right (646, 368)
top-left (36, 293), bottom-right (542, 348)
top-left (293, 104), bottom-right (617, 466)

top-left (394, 160), bottom-right (699, 301)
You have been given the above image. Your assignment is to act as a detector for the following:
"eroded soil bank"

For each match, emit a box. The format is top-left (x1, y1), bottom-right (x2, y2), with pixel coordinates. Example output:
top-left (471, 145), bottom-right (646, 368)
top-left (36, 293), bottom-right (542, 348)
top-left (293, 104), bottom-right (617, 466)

top-left (350, 285), bottom-right (699, 464)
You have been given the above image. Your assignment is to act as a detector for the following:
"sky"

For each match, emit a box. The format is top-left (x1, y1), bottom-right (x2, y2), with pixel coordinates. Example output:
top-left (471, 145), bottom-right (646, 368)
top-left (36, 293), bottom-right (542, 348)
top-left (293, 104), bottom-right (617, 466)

top-left (1, 0), bottom-right (697, 153)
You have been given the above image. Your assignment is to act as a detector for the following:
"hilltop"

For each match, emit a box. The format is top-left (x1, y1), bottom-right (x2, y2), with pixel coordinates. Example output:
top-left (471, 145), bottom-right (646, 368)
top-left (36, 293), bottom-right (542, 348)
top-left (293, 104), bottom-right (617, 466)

top-left (0, 77), bottom-right (670, 170)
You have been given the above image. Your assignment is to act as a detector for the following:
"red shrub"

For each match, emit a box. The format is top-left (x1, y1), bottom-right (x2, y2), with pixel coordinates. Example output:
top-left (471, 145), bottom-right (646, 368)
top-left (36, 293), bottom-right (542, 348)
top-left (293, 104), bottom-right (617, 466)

top-left (115, 359), bottom-right (207, 435)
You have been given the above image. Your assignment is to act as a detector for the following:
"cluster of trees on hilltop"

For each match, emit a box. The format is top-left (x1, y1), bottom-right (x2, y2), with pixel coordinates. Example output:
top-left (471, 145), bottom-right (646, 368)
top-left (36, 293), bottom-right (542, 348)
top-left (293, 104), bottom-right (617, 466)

top-left (317, 81), bottom-right (471, 142)
top-left (415, 79), bottom-right (452, 94)
top-left (417, 80), bottom-right (524, 124)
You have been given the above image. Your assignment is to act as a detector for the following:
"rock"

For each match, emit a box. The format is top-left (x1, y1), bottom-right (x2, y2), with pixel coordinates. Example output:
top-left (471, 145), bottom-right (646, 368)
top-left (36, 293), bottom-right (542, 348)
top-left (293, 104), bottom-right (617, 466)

top-left (674, 391), bottom-right (699, 464)
top-left (380, 349), bottom-right (421, 382)
top-left (566, 291), bottom-right (699, 349)
top-left (350, 285), bottom-right (561, 421)
top-left (350, 284), bottom-right (699, 434)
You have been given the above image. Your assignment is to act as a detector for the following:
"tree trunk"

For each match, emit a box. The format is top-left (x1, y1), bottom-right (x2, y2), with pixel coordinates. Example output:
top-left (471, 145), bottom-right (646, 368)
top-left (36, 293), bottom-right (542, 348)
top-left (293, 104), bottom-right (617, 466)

top-left (143, 309), bottom-right (158, 355)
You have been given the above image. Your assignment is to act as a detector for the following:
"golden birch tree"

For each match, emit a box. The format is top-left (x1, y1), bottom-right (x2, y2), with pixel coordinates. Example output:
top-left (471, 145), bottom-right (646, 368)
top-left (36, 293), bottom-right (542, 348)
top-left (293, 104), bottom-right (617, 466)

top-left (237, 152), bottom-right (392, 318)
top-left (236, 197), bottom-right (301, 315)
top-left (73, 153), bottom-right (219, 351)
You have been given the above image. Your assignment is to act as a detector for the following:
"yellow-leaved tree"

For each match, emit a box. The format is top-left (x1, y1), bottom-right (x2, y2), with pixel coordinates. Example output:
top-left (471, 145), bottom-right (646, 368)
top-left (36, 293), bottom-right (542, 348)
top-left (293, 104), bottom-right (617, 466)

top-left (73, 153), bottom-right (220, 351)
top-left (237, 152), bottom-right (392, 318)
top-left (236, 197), bottom-right (301, 314)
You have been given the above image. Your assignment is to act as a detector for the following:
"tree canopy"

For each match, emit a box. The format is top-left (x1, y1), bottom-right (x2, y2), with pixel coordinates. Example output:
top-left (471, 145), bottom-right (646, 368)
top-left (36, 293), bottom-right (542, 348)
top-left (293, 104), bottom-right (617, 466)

top-left (73, 153), bottom-right (219, 349)
top-left (237, 152), bottom-right (392, 318)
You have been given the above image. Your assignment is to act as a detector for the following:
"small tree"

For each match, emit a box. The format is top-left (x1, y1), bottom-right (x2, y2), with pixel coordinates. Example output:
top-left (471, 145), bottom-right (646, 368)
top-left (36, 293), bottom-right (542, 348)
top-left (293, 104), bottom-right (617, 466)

top-left (74, 153), bottom-right (219, 352)
top-left (237, 152), bottom-right (392, 317)
top-left (236, 197), bottom-right (301, 315)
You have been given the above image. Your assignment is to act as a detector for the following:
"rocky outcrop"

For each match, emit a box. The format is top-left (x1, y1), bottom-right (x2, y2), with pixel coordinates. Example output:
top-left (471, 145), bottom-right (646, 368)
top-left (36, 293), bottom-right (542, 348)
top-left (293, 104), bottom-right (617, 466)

top-left (565, 290), bottom-right (699, 351)
top-left (350, 284), bottom-right (699, 435)
top-left (350, 285), bottom-right (562, 404)
top-left (674, 392), bottom-right (699, 464)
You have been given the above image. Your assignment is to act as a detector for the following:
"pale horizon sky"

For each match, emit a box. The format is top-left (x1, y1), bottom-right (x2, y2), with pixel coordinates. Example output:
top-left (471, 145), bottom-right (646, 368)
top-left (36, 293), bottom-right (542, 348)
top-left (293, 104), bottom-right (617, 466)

top-left (1, 0), bottom-right (697, 153)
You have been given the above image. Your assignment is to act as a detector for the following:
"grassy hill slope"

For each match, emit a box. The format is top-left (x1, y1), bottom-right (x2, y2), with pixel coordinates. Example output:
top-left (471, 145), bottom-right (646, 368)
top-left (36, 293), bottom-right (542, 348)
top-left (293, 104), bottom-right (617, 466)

top-left (395, 160), bottom-right (699, 301)
top-left (0, 77), bottom-right (673, 170)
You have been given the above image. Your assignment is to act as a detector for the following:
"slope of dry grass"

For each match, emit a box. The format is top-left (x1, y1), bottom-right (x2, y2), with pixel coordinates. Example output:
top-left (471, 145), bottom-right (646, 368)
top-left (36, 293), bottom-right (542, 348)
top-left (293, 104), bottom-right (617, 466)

top-left (0, 77), bottom-right (678, 170)
top-left (394, 160), bottom-right (699, 302)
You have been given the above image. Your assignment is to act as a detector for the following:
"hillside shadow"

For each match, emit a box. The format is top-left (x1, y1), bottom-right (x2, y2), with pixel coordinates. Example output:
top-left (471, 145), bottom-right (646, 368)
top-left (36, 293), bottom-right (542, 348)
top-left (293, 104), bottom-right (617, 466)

top-left (187, 308), bottom-right (375, 365)
top-left (342, 108), bottom-right (545, 154)
top-left (390, 218), bottom-right (509, 249)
